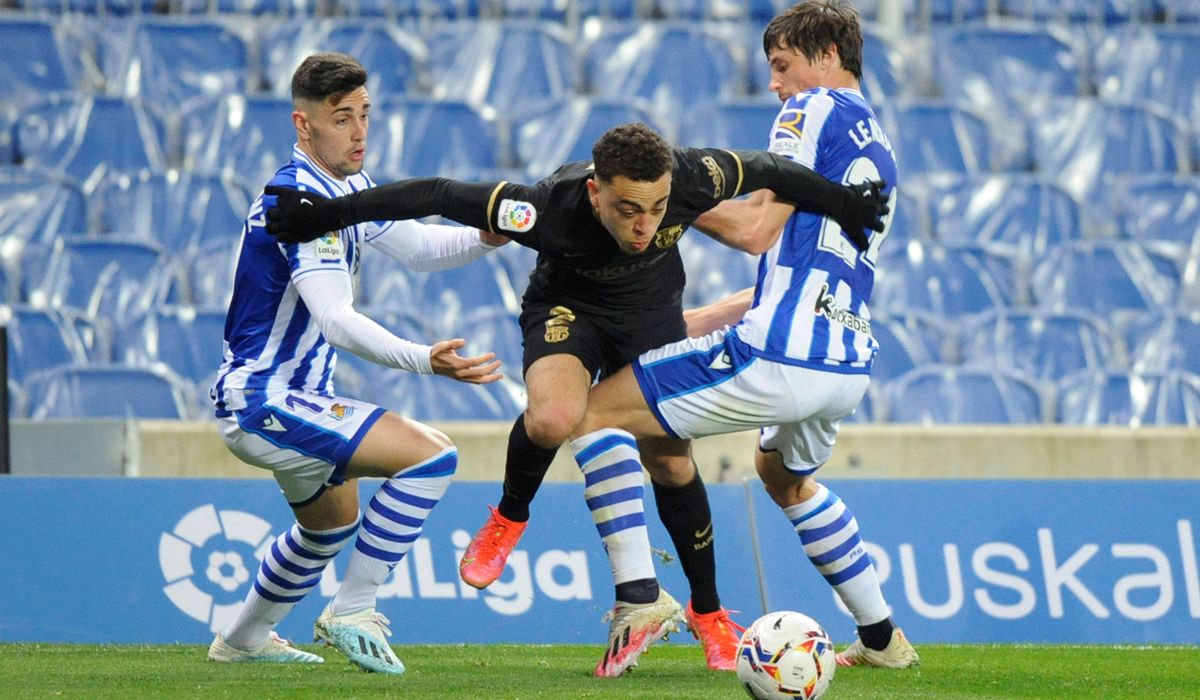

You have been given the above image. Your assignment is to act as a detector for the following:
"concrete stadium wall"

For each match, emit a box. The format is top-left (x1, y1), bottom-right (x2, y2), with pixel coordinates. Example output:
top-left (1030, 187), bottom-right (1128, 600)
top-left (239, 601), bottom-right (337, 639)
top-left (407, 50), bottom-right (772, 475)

top-left (9, 420), bottom-right (1199, 480)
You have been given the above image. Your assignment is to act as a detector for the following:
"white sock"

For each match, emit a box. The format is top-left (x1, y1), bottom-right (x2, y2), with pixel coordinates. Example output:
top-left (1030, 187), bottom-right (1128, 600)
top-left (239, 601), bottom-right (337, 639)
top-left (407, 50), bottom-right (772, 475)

top-left (332, 447), bottom-right (457, 616)
top-left (223, 519), bottom-right (357, 650)
top-left (784, 483), bottom-right (889, 626)
top-left (571, 428), bottom-right (655, 585)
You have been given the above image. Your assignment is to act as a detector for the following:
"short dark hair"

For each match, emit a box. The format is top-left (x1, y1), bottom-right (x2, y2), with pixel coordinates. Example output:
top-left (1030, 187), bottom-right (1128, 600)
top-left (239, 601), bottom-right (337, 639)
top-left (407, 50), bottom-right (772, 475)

top-left (763, 1), bottom-right (863, 80)
top-left (591, 123), bottom-right (673, 183)
top-left (291, 53), bottom-right (368, 104)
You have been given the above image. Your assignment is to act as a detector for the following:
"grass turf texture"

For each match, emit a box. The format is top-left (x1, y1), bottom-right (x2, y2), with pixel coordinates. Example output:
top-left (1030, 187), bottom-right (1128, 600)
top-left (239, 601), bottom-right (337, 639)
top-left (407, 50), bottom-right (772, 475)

top-left (2, 643), bottom-right (1198, 698)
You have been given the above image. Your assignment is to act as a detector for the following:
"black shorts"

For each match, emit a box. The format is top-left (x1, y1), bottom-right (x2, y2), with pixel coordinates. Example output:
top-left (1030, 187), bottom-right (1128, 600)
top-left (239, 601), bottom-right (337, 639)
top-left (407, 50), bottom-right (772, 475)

top-left (519, 300), bottom-right (687, 380)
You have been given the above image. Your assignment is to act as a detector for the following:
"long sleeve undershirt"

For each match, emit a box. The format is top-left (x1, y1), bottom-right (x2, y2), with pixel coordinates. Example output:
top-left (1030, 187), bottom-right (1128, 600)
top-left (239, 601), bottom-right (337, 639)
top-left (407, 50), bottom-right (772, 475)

top-left (367, 219), bottom-right (499, 271)
top-left (294, 271), bottom-right (434, 374)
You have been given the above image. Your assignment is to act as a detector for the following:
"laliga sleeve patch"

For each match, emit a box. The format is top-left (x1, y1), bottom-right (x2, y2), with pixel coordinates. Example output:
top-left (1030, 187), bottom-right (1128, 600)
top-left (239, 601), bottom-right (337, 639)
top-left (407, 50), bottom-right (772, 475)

top-left (315, 230), bottom-right (343, 261)
top-left (497, 199), bottom-right (538, 233)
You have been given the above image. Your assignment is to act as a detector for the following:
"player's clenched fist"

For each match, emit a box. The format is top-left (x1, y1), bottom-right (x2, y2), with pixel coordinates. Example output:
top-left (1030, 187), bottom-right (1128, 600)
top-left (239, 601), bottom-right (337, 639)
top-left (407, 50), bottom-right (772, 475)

top-left (836, 179), bottom-right (889, 253)
top-left (264, 185), bottom-right (348, 244)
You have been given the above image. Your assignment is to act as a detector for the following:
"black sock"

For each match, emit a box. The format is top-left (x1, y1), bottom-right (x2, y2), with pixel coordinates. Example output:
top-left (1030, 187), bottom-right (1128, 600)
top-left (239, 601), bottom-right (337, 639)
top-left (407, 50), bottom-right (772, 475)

top-left (615, 578), bottom-right (660, 605)
top-left (496, 414), bottom-right (558, 523)
top-left (858, 618), bottom-right (896, 651)
top-left (652, 471), bottom-right (720, 614)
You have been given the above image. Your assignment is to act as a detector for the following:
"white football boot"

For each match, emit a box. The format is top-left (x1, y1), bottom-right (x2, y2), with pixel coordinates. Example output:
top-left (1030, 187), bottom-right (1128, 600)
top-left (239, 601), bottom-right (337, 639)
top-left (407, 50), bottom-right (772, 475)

top-left (313, 603), bottom-right (405, 675)
top-left (208, 631), bottom-right (324, 664)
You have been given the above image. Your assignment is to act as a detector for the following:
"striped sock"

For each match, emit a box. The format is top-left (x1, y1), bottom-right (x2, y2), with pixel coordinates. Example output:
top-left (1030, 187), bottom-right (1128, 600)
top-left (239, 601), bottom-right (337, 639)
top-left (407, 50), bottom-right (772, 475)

top-left (223, 519), bottom-right (357, 651)
top-left (784, 483), bottom-right (889, 626)
top-left (571, 429), bottom-right (656, 588)
top-left (331, 447), bottom-right (457, 616)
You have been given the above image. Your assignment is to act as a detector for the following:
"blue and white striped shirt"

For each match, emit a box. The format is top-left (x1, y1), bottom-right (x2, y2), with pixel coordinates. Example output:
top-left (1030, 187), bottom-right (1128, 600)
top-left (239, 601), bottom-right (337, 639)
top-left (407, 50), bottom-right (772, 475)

top-left (211, 145), bottom-right (395, 415)
top-left (736, 88), bottom-right (898, 374)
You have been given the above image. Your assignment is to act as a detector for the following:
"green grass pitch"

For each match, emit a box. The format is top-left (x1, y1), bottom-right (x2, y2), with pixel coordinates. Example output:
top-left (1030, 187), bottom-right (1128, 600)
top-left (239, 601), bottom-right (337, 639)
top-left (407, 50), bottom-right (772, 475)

top-left (2, 643), bottom-right (1198, 698)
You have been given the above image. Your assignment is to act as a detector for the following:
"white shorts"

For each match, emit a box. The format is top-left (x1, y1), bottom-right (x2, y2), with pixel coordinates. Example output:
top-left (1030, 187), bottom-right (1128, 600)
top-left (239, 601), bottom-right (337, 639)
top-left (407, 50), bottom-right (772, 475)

top-left (217, 390), bottom-right (386, 505)
top-left (632, 328), bottom-right (869, 475)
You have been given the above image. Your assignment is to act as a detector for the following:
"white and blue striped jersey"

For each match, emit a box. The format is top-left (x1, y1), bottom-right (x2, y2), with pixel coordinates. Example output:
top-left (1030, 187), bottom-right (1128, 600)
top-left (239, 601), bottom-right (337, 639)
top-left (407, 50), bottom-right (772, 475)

top-left (212, 145), bottom-right (395, 416)
top-left (736, 87), bottom-right (898, 374)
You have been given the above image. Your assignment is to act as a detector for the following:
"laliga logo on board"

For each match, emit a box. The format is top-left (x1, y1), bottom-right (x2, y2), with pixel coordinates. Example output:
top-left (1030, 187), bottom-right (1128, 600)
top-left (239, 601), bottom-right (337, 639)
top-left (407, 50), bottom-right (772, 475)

top-left (159, 504), bottom-right (275, 633)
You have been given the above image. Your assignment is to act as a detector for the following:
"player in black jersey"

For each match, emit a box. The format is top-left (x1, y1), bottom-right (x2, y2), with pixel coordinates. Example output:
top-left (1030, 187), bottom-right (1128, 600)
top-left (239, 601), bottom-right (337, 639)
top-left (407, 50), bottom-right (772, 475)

top-left (265, 123), bottom-right (887, 675)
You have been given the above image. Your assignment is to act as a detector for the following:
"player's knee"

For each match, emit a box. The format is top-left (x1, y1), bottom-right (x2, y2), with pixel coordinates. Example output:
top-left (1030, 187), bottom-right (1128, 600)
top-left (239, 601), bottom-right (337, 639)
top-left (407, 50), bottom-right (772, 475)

top-left (523, 409), bottom-right (578, 448)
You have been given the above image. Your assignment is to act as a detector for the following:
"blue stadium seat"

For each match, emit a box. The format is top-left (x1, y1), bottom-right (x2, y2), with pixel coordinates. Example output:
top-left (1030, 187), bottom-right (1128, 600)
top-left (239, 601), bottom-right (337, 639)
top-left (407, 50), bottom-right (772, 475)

top-left (0, 166), bottom-right (88, 247)
top-left (678, 232), bottom-right (758, 309)
top-left (94, 169), bottom-right (251, 253)
top-left (929, 0), bottom-right (989, 22)
top-left (426, 20), bottom-right (576, 115)
top-left (1057, 370), bottom-right (1200, 426)
top-left (925, 173), bottom-right (1082, 260)
top-left (213, 0), bottom-right (314, 14)
top-left (872, 243), bottom-right (1020, 316)
top-left (358, 251), bottom-right (419, 310)
top-left (885, 365), bottom-right (1047, 424)
top-left (369, 98), bottom-right (502, 178)
top-left (25, 364), bottom-right (194, 420)
top-left (187, 237), bottom-right (240, 309)
top-left (960, 309), bottom-right (1121, 383)
top-left (1096, 27), bottom-right (1200, 134)
top-left (575, 0), bottom-right (638, 18)
top-left (490, 240), bottom-right (536, 299)
top-left (261, 20), bottom-right (427, 99)
top-left (103, 19), bottom-right (250, 108)
top-left (584, 22), bottom-right (745, 129)
top-left (0, 17), bottom-right (84, 106)
top-left (500, 0), bottom-right (571, 21)
top-left (883, 101), bottom-right (994, 175)
top-left (118, 306), bottom-right (228, 386)
top-left (678, 98), bottom-right (780, 150)
top-left (1032, 99), bottom-right (1189, 201)
top-left (1124, 311), bottom-right (1200, 375)
top-left (2, 305), bottom-right (90, 384)
top-left (868, 310), bottom-right (951, 384)
top-left (1157, 0), bottom-right (1200, 22)
top-left (457, 306), bottom-right (524, 377)
top-left (934, 24), bottom-right (1085, 127)
top-left (1031, 240), bottom-right (1177, 316)
top-left (512, 97), bottom-right (668, 179)
top-left (744, 0), bottom-right (790, 22)
top-left (14, 95), bottom-right (167, 190)
top-left (0, 265), bottom-right (13, 305)
top-left (181, 95), bottom-right (295, 184)
top-left (33, 237), bottom-right (169, 325)
top-left (878, 186), bottom-right (927, 250)
top-left (998, 0), bottom-right (1139, 23)
top-left (1108, 175), bottom-right (1200, 266)
top-left (412, 256), bottom-right (523, 321)
top-left (371, 371), bottom-right (519, 420)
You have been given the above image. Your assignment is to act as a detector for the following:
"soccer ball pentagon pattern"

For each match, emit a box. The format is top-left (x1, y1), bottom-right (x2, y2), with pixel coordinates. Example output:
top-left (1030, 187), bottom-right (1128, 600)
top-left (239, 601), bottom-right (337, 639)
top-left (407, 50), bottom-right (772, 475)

top-left (736, 611), bottom-right (836, 700)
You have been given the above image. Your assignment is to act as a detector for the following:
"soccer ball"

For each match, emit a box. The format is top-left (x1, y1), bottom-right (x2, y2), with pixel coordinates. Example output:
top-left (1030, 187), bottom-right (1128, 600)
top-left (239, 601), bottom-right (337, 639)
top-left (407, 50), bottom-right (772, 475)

top-left (736, 611), bottom-right (836, 700)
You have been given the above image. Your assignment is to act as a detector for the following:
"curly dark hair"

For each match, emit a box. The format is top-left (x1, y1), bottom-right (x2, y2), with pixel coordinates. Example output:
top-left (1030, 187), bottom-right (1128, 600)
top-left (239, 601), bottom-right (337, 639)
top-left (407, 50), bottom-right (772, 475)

top-left (291, 52), bottom-right (368, 104)
top-left (763, 0), bottom-right (863, 80)
top-left (591, 123), bottom-right (673, 183)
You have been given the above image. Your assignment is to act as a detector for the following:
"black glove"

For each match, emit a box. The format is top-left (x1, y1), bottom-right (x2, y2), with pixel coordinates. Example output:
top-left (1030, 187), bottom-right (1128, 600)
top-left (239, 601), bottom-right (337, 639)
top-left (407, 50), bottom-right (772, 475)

top-left (834, 179), bottom-right (889, 253)
top-left (263, 186), bottom-right (350, 244)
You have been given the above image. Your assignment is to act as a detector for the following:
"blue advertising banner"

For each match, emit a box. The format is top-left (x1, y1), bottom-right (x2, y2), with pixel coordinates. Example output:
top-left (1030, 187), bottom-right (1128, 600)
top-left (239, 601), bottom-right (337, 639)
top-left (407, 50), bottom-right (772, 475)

top-left (0, 477), bottom-right (1196, 645)
top-left (753, 481), bottom-right (1200, 645)
top-left (0, 477), bottom-right (758, 645)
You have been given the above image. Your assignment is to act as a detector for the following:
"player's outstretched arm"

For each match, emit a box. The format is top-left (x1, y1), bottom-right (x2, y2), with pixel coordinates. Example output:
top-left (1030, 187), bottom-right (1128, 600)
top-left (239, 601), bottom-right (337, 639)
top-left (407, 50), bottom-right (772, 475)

top-left (265, 178), bottom-right (503, 244)
top-left (428, 339), bottom-right (503, 384)
top-left (734, 151), bottom-right (888, 251)
top-left (693, 190), bottom-right (795, 255)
